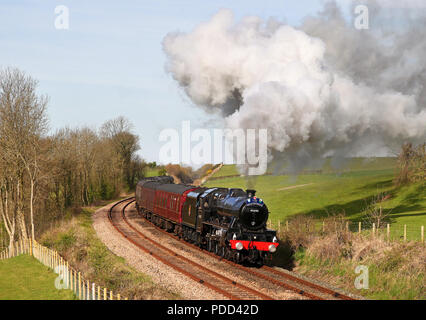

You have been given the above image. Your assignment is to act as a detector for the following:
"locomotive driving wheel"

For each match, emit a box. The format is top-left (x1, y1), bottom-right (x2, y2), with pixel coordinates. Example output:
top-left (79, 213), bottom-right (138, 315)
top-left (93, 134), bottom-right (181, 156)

top-left (218, 246), bottom-right (226, 258)
top-left (207, 238), bottom-right (213, 252)
top-left (214, 242), bottom-right (220, 255)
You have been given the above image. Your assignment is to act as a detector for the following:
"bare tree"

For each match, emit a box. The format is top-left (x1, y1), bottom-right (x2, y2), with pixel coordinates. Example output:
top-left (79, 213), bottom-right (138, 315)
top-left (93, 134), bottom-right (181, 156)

top-left (0, 67), bottom-right (48, 245)
top-left (395, 142), bottom-right (426, 186)
top-left (363, 192), bottom-right (391, 229)
top-left (100, 117), bottom-right (141, 189)
top-left (0, 68), bottom-right (147, 246)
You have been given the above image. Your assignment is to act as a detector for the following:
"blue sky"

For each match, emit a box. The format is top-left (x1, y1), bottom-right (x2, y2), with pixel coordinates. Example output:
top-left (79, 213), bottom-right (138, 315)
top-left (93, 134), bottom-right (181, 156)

top-left (0, 0), bottom-right (352, 162)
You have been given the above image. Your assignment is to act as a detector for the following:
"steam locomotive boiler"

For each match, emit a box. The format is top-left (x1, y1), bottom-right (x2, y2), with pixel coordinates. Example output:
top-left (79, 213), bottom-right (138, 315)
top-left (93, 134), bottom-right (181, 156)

top-left (135, 176), bottom-right (278, 265)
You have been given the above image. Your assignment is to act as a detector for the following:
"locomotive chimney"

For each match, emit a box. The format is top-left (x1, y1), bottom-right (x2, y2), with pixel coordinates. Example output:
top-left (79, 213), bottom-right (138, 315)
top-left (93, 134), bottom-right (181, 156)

top-left (246, 189), bottom-right (256, 198)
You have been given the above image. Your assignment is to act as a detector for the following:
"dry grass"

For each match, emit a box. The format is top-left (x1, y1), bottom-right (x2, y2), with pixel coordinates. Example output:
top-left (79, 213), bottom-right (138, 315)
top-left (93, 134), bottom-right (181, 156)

top-left (281, 215), bottom-right (425, 299)
top-left (39, 208), bottom-right (181, 300)
top-left (280, 215), bottom-right (316, 250)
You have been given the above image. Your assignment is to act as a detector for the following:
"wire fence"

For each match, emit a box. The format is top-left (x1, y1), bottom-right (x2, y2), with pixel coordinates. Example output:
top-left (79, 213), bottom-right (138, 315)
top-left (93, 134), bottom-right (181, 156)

top-left (268, 219), bottom-right (425, 243)
top-left (0, 239), bottom-right (127, 300)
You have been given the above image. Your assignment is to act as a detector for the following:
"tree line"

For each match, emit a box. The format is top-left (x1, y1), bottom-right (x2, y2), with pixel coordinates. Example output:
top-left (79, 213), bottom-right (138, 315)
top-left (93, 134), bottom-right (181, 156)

top-left (395, 142), bottom-right (425, 186)
top-left (0, 67), bottom-right (145, 250)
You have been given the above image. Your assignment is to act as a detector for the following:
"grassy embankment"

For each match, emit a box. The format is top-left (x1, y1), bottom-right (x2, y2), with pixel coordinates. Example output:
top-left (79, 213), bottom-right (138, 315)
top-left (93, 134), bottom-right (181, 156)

top-left (205, 158), bottom-right (425, 300)
top-left (205, 158), bottom-right (425, 239)
top-left (0, 255), bottom-right (76, 300)
top-left (39, 202), bottom-right (181, 300)
top-left (294, 236), bottom-right (425, 300)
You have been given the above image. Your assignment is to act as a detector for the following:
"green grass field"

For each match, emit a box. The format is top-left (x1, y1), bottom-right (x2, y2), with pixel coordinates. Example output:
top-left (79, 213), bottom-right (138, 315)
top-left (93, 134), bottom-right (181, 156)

top-left (204, 158), bottom-right (425, 240)
top-left (0, 255), bottom-right (76, 300)
top-left (211, 158), bottom-right (397, 179)
top-left (145, 167), bottom-right (162, 177)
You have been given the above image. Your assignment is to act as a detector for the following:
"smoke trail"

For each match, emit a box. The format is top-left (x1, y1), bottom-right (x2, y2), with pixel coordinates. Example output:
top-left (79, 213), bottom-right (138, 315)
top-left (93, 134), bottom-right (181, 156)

top-left (163, 2), bottom-right (426, 173)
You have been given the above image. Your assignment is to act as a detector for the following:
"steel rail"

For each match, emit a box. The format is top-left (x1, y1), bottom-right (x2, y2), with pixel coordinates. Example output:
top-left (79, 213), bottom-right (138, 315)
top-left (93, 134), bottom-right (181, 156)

top-left (120, 199), bottom-right (273, 300)
top-left (108, 198), bottom-right (273, 300)
top-left (261, 266), bottom-right (355, 300)
top-left (133, 205), bottom-right (356, 300)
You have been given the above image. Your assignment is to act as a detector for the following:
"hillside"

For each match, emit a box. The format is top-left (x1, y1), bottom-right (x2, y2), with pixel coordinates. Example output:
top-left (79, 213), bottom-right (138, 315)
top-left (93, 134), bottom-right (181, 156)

top-left (204, 158), bottom-right (425, 240)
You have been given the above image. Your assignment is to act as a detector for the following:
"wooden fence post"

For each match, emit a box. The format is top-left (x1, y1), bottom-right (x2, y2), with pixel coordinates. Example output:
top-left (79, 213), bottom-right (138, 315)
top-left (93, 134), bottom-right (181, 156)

top-left (87, 280), bottom-right (90, 300)
top-left (387, 224), bottom-right (390, 241)
top-left (66, 262), bottom-right (69, 289)
top-left (104, 288), bottom-right (107, 300)
top-left (278, 220), bottom-right (281, 233)
top-left (78, 272), bottom-right (81, 300)
top-left (98, 286), bottom-right (101, 301)
top-left (286, 220), bottom-right (289, 232)
top-left (322, 221), bottom-right (325, 233)
top-left (110, 290), bottom-right (113, 300)
top-left (70, 268), bottom-right (73, 292)
top-left (358, 222), bottom-right (361, 234)
top-left (83, 279), bottom-right (86, 301)
top-left (404, 225), bottom-right (407, 241)
top-left (372, 223), bottom-right (375, 237)
top-left (346, 221), bottom-right (349, 233)
top-left (421, 226), bottom-right (424, 243)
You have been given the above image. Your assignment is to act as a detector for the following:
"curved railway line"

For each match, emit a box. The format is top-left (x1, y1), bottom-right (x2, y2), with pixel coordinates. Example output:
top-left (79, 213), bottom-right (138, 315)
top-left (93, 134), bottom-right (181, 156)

top-left (108, 197), bottom-right (274, 300)
top-left (108, 197), bottom-right (356, 300)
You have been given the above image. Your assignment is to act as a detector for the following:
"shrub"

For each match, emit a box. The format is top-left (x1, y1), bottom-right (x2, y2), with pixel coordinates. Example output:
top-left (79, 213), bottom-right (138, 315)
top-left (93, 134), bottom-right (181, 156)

top-left (281, 215), bottom-right (316, 250)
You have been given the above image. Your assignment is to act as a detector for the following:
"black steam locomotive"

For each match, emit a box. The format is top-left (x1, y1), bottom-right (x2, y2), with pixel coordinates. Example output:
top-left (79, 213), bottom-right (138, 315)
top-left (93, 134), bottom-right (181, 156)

top-left (135, 176), bottom-right (278, 265)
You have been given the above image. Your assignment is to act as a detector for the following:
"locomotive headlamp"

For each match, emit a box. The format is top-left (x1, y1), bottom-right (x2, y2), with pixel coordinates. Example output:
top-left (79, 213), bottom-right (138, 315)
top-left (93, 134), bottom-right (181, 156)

top-left (268, 244), bottom-right (277, 253)
top-left (236, 242), bottom-right (244, 250)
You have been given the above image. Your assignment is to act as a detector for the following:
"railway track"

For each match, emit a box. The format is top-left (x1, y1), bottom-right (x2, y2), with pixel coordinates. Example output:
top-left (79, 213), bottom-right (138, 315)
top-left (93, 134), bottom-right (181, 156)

top-left (124, 199), bottom-right (356, 301)
top-left (108, 197), bottom-right (274, 300)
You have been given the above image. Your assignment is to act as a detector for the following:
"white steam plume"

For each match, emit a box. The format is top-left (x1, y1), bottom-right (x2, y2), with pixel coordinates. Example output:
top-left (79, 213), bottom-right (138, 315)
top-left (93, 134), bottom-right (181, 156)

top-left (163, 3), bottom-right (426, 173)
